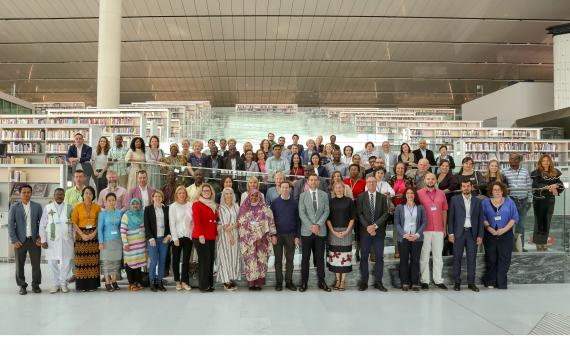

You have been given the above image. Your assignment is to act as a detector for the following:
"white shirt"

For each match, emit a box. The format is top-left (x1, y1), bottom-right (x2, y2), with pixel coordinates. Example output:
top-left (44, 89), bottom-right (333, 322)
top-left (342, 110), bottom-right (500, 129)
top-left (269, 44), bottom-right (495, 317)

top-left (140, 186), bottom-right (149, 207)
top-left (23, 202), bottom-right (32, 238)
top-left (421, 148), bottom-right (426, 158)
top-left (76, 144), bottom-right (84, 170)
top-left (154, 205), bottom-right (165, 238)
top-left (462, 194), bottom-right (472, 228)
top-left (309, 189), bottom-right (319, 210)
top-left (367, 191), bottom-right (376, 206)
top-left (231, 158), bottom-right (236, 170)
top-left (377, 181), bottom-right (395, 197)
top-left (168, 202), bottom-right (193, 240)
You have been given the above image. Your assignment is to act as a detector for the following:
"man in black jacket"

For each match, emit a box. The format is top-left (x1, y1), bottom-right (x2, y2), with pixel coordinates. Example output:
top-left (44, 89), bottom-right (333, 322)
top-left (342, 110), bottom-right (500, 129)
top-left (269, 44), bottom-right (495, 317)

top-left (203, 146), bottom-right (224, 182)
top-left (413, 139), bottom-right (436, 167)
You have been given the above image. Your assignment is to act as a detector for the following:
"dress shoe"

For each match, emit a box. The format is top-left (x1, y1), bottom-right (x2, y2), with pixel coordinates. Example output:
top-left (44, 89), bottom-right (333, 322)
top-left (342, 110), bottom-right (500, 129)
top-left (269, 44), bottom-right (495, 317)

top-left (50, 286), bottom-right (60, 294)
top-left (32, 286), bottom-right (42, 294)
top-left (412, 286), bottom-right (420, 292)
top-left (358, 282), bottom-right (368, 291)
top-left (453, 283), bottom-right (461, 291)
top-left (435, 283), bottom-right (448, 290)
top-left (19, 287), bottom-right (27, 295)
top-left (207, 286), bottom-right (215, 292)
top-left (420, 283), bottom-right (429, 290)
top-left (299, 284), bottom-right (307, 292)
top-left (468, 284), bottom-right (480, 292)
top-left (150, 283), bottom-right (158, 292)
top-left (158, 283), bottom-right (167, 292)
top-left (61, 285), bottom-right (70, 293)
top-left (286, 283), bottom-right (297, 291)
top-left (248, 286), bottom-right (256, 291)
top-left (402, 285), bottom-right (409, 291)
top-left (275, 284), bottom-right (283, 291)
top-left (373, 282), bottom-right (387, 292)
top-left (318, 282), bottom-right (331, 292)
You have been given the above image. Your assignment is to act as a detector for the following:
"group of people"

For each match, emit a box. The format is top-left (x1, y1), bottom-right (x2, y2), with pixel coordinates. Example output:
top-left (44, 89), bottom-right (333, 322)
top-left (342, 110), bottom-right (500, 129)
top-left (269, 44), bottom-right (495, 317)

top-left (8, 132), bottom-right (564, 295)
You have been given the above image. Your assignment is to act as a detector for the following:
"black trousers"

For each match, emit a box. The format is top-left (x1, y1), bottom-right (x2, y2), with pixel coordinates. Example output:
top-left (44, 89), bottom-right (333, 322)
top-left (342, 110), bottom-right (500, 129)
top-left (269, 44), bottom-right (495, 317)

top-left (125, 265), bottom-right (142, 284)
top-left (452, 228), bottom-right (477, 284)
top-left (533, 196), bottom-right (555, 245)
top-left (172, 237), bottom-right (192, 284)
top-left (15, 237), bottom-right (42, 288)
top-left (273, 234), bottom-right (296, 285)
top-left (95, 170), bottom-right (108, 197)
top-left (398, 240), bottom-right (423, 286)
top-left (301, 235), bottom-right (326, 285)
top-left (193, 238), bottom-right (215, 290)
top-left (484, 230), bottom-right (514, 289)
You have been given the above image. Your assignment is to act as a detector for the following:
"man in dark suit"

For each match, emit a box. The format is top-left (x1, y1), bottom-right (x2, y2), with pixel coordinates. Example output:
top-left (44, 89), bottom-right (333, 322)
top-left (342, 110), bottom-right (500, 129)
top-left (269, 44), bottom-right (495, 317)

top-left (66, 132), bottom-right (93, 185)
top-left (448, 179), bottom-right (484, 292)
top-left (356, 176), bottom-right (389, 292)
top-left (203, 146), bottom-right (224, 182)
top-left (412, 139), bottom-right (436, 167)
top-left (222, 147), bottom-right (244, 171)
top-left (8, 184), bottom-right (43, 295)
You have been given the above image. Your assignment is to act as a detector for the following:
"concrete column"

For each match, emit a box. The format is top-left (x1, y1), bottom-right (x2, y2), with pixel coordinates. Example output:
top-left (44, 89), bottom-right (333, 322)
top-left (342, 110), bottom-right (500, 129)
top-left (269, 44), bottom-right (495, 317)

top-left (97, 0), bottom-right (122, 108)
top-left (548, 23), bottom-right (570, 110)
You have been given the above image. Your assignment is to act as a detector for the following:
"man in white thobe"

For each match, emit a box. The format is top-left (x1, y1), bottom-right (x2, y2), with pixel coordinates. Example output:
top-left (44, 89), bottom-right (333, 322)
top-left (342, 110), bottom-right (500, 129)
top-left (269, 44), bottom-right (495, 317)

top-left (39, 188), bottom-right (74, 294)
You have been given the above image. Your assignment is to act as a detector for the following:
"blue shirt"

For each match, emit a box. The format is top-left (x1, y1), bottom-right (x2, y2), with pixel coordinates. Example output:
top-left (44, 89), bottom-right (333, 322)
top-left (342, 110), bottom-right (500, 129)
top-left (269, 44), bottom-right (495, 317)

top-left (98, 209), bottom-right (123, 242)
top-left (265, 187), bottom-right (280, 206)
top-left (482, 197), bottom-right (519, 230)
top-left (270, 196), bottom-right (300, 236)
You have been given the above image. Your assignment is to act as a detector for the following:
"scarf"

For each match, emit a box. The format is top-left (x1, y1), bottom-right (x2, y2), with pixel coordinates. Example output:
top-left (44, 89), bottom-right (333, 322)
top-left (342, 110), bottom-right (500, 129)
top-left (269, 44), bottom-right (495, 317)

top-left (125, 198), bottom-right (144, 228)
top-left (198, 186), bottom-right (218, 212)
top-left (239, 188), bottom-right (267, 218)
top-left (220, 187), bottom-right (238, 210)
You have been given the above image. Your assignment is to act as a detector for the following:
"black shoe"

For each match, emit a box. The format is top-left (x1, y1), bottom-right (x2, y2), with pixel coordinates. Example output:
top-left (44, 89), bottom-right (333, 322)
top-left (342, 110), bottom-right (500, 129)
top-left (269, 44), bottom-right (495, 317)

top-left (158, 283), bottom-right (167, 292)
top-left (453, 283), bottom-right (461, 291)
top-left (105, 284), bottom-right (114, 292)
top-left (373, 282), bottom-right (387, 292)
top-left (286, 283), bottom-right (297, 291)
top-left (435, 283), bottom-right (448, 290)
top-left (201, 288), bottom-right (212, 293)
top-left (358, 282), bottom-right (368, 291)
top-left (19, 287), bottom-right (27, 295)
top-left (402, 285), bottom-right (409, 291)
top-left (207, 286), bottom-right (215, 292)
top-left (32, 286), bottom-right (41, 294)
top-left (420, 283), bottom-right (429, 290)
top-left (112, 282), bottom-right (120, 291)
top-left (249, 286), bottom-right (256, 291)
top-left (412, 286), bottom-right (420, 292)
top-left (299, 284), bottom-right (307, 292)
top-left (150, 283), bottom-right (158, 292)
top-left (318, 281), bottom-right (331, 292)
top-left (275, 284), bottom-right (283, 291)
top-left (468, 284), bottom-right (480, 292)
top-left (522, 248), bottom-right (528, 252)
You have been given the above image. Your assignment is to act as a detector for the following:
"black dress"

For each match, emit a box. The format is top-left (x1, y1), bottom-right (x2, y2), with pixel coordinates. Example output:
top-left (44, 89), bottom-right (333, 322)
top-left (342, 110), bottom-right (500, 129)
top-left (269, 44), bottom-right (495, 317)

top-left (326, 197), bottom-right (356, 273)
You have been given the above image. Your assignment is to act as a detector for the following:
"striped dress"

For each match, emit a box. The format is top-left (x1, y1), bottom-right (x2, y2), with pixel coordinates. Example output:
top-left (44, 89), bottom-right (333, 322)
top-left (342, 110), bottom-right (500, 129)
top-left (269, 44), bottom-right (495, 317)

top-left (120, 214), bottom-right (147, 269)
top-left (215, 203), bottom-right (241, 283)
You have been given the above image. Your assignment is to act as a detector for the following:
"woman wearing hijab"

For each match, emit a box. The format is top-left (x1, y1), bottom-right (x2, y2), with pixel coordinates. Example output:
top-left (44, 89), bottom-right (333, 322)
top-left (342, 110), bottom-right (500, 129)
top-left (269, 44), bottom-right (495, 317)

top-left (120, 198), bottom-right (147, 291)
top-left (192, 183), bottom-right (218, 292)
top-left (238, 189), bottom-right (277, 290)
top-left (216, 187), bottom-right (241, 291)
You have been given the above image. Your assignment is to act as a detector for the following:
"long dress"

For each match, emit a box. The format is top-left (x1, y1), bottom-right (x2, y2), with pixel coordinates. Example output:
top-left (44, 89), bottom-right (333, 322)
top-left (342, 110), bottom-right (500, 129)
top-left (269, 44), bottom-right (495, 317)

top-left (215, 202), bottom-right (241, 283)
top-left (327, 196), bottom-right (356, 273)
top-left (125, 148), bottom-right (146, 189)
top-left (71, 202), bottom-right (102, 291)
top-left (145, 147), bottom-right (165, 190)
top-left (237, 202), bottom-right (276, 286)
top-left (120, 213), bottom-right (147, 270)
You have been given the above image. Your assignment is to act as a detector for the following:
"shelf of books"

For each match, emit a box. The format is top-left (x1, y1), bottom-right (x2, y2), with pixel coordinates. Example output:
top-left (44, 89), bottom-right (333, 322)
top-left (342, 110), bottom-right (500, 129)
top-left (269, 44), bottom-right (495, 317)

top-left (236, 104), bottom-right (298, 113)
top-left (454, 139), bottom-right (569, 171)
top-left (0, 124), bottom-right (101, 165)
top-left (0, 164), bottom-right (67, 259)
top-left (321, 107), bottom-right (456, 120)
top-left (32, 101), bottom-right (86, 114)
top-left (45, 109), bottom-right (144, 146)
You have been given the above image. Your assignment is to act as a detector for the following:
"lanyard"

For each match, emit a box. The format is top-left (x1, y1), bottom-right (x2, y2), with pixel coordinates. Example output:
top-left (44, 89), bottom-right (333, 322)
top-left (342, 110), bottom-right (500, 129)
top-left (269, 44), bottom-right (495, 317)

top-left (426, 190), bottom-right (437, 206)
top-left (406, 204), bottom-right (416, 217)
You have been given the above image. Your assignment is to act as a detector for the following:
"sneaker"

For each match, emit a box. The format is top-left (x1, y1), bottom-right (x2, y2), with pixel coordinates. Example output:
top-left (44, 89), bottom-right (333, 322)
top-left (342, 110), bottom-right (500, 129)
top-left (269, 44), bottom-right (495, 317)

top-left (61, 285), bottom-right (70, 293)
top-left (182, 282), bottom-right (192, 291)
top-left (49, 286), bottom-right (60, 294)
top-left (175, 282), bottom-right (182, 291)
top-left (224, 283), bottom-right (235, 291)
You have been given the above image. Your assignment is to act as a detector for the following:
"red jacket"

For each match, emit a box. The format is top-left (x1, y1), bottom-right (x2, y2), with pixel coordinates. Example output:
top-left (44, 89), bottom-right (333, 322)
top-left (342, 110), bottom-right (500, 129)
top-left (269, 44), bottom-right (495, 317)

top-left (192, 201), bottom-right (218, 240)
top-left (344, 178), bottom-right (366, 200)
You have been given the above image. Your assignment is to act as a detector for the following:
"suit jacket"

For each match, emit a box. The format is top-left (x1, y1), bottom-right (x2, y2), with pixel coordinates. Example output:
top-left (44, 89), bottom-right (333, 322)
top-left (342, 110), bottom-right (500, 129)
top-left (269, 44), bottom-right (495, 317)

top-left (124, 186), bottom-right (155, 212)
top-left (393, 204), bottom-right (427, 242)
top-left (298, 189), bottom-right (330, 237)
top-left (144, 204), bottom-right (171, 241)
top-left (222, 156), bottom-right (244, 171)
top-left (448, 195), bottom-right (484, 240)
top-left (293, 178), bottom-right (327, 202)
top-left (222, 150), bottom-right (240, 158)
top-left (356, 191), bottom-right (389, 238)
top-left (8, 201), bottom-right (43, 243)
top-left (204, 155), bottom-right (224, 180)
top-left (413, 148), bottom-right (436, 166)
top-left (66, 144), bottom-right (93, 176)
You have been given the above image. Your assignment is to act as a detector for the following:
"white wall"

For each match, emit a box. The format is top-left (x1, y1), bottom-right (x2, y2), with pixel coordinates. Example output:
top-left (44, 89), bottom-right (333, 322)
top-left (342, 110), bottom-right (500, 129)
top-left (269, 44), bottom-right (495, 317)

top-left (462, 82), bottom-right (554, 127)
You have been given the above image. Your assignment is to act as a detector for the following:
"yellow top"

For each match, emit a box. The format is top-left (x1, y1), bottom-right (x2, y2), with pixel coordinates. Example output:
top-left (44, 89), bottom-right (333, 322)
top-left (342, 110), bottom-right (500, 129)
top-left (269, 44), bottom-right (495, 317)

top-left (71, 202), bottom-right (102, 228)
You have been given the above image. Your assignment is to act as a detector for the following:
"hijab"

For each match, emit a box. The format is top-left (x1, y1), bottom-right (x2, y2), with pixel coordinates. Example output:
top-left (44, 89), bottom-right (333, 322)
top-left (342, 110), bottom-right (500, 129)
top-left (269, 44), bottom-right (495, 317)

top-left (125, 198), bottom-right (144, 228)
top-left (239, 188), bottom-right (268, 218)
top-left (220, 187), bottom-right (238, 210)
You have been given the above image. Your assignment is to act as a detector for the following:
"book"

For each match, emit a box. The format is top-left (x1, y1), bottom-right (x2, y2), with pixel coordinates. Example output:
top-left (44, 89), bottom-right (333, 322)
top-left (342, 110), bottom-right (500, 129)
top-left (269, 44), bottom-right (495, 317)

top-left (32, 183), bottom-right (48, 197)
top-left (10, 182), bottom-right (26, 197)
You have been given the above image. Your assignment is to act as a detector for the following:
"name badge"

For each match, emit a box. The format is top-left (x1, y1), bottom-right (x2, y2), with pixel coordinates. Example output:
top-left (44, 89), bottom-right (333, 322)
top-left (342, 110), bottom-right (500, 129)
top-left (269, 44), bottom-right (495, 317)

top-left (174, 168), bottom-right (180, 174)
top-left (110, 230), bottom-right (118, 235)
top-left (494, 216), bottom-right (501, 221)
top-left (159, 225), bottom-right (165, 229)
top-left (86, 225), bottom-right (93, 229)
top-left (431, 205), bottom-right (437, 211)
top-left (251, 220), bottom-right (257, 225)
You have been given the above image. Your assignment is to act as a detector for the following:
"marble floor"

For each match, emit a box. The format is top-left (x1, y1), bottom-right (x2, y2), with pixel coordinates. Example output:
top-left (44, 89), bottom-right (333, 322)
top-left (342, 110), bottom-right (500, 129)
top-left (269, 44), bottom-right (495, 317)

top-left (1, 263), bottom-right (569, 335)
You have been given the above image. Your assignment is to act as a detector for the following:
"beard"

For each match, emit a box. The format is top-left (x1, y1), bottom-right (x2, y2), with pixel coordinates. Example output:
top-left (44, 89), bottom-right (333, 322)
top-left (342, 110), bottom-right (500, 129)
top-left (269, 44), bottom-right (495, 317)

top-left (426, 183), bottom-right (435, 189)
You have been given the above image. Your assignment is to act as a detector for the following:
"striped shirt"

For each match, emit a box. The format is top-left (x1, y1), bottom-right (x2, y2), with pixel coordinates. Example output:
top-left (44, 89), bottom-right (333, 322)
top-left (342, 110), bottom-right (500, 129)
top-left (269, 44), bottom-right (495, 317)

top-left (503, 167), bottom-right (532, 202)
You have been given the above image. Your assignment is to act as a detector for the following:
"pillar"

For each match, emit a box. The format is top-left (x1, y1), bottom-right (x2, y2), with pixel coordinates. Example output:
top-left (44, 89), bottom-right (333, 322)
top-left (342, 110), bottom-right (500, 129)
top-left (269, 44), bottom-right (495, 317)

top-left (548, 23), bottom-right (570, 110)
top-left (97, 0), bottom-right (122, 108)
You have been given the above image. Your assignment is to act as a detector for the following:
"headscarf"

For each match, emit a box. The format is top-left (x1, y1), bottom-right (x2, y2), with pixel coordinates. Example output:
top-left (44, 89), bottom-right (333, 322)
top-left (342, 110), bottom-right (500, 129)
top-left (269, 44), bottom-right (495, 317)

top-left (125, 198), bottom-right (144, 228)
top-left (220, 187), bottom-right (238, 209)
top-left (198, 184), bottom-right (218, 212)
top-left (239, 189), bottom-right (268, 218)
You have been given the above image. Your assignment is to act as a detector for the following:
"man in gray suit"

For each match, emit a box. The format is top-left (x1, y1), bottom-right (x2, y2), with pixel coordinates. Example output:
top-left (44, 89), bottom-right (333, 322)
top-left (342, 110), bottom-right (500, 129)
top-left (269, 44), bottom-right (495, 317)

top-left (357, 177), bottom-right (389, 292)
top-left (8, 184), bottom-right (44, 295)
top-left (298, 174), bottom-right (331, 292)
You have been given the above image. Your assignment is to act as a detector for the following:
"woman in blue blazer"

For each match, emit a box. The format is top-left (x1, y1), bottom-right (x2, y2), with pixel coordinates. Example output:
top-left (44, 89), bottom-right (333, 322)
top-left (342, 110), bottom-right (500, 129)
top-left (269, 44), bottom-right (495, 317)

top-left (394, 187), bottom-right (427, 291)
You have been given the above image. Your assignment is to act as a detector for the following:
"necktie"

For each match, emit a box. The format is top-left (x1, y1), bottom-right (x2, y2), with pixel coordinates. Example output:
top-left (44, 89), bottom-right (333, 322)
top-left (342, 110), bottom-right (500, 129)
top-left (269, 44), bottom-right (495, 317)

top-left (369, 193), bottom-right (375, 223)
top-left (312, 191), bottom-right (317, 211)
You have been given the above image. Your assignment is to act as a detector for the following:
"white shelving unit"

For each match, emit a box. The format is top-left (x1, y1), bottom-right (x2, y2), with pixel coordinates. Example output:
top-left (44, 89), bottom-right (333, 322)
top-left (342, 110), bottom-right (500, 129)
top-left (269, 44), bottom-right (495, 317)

top-left (236, 104), bottom-right (298, 113)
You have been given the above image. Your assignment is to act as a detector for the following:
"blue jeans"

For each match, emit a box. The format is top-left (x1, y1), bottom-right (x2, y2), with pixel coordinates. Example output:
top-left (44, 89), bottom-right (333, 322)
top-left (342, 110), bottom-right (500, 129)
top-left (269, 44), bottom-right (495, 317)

top-left (511, 197), bottom-right (529, 249)
top-left (148, 238), bottom-right (169, 284)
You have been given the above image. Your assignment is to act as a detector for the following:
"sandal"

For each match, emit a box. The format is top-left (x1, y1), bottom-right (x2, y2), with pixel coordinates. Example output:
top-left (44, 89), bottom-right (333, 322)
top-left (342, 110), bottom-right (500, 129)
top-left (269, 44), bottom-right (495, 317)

top-left (333, 279), bottom-right (340, 290)
top-left (338, 276), bottom-right (346, 291)
top-left (112, 282), bottom-right (120, 291)
top-left (105, 284), bottom-right (114, 292)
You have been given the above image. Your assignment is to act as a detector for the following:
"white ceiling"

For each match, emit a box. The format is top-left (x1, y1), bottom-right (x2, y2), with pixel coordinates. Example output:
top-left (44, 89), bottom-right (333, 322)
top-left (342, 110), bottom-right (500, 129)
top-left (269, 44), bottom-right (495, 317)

top-left (0, 0), bottom-right (569, 107)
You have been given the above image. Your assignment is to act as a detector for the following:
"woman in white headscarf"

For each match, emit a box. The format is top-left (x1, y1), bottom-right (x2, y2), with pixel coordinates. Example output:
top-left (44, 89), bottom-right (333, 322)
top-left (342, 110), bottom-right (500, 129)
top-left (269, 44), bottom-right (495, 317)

top-left (216, 187), bottom-right (241, 291)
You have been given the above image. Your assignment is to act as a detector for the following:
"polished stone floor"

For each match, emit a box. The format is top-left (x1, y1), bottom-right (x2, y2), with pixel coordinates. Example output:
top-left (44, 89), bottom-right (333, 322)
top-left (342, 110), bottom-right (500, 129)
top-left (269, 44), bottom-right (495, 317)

top-left (1, 263), bottom-right (569, 335)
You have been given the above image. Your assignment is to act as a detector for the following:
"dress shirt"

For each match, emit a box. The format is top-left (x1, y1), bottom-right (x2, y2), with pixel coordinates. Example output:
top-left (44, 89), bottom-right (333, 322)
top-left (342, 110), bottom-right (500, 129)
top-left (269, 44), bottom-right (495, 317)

top-left (421, 148), bottom-right (426, 159)
top-left (76, 145), bottom-right (84, 171)
top-left (463, 194), bottom-right (472, 228)
top-left (23, 202), bottom-right (32, 237)
top-left (403, 204), bottom-right (419, 237)
top-left (140, 186), bottom-right (149, 207)
top-left (231, 158), bottom-right (236, 170)
top-left (309, 189), bottom-right (319, 209)
top-left (154, 205), bottom-right (165, 238)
